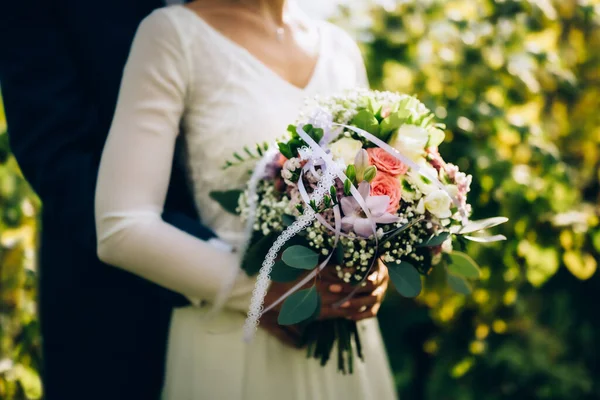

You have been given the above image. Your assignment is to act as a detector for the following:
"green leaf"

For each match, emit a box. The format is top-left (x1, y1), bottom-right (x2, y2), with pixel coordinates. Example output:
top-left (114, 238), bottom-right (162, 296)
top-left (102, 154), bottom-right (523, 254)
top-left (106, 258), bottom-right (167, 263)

top-left (387, 261), bottom-right (422, 298)
top-left (277, 142), bottom-right (294, 159)
top-left (282, 245), bottom-right (319, 270)
top-left (453, 217), bottom-right (509, 234)
top-left (241, 233), bottom-right (276, 276)
top-left (351, 109), bottom-right (380, 136)
top-left (419, 231), bottom-right (451, 247)
top-left (448, 251), bottom-right (481, 279)
top-left (282, 214), bottom-right (296, 227)
top-left (270, 260), bottom-right (304, 283)
top-left (311, 127), bottom-right (324, 143)
top-left (380, 109), bottom-right (410, 137)
top-left (278, 286), bottom-right (320, 325)
top-left (209, 190), bottom-right (242, 215)
top-left (366, 97), bottom-right (382, 117)
top-left (447, 273), bottom-right (472, 295)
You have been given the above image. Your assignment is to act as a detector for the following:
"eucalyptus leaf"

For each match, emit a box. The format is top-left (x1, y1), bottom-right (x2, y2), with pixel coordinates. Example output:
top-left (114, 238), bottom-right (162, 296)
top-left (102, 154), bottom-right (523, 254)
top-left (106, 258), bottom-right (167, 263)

top-left (448, 251), bottom-right (481, 279)
top-left (447, 273), bottom-right (472, 295)
top-left (464, 234), bottom-right (507, 243)
top-left (419, 231), bottom-right (451, 247)
top-left (209, 190), bottom-right (242, 215)
top-left (282, 245), bottom-right (319, 270)
top-left (282, 214), bottom-right (296, 227)
top-left (270, 260), bottom-right (304, 283)
top-left (278, 286), bottom-right (320, 325)
top-left (241, 233), bottom-right (276, 276)
top-left (351, 109), bottom-right (380, 136)
top-left (453, 217), bottom-right (509, 234)
top-left (387, 261), bottom-right (422, 298)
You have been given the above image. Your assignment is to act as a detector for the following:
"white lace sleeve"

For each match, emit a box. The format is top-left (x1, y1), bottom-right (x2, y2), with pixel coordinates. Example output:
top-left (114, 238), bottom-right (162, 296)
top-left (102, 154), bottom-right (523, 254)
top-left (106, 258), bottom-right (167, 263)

top-left (95, 10), bottom-right (253, 312)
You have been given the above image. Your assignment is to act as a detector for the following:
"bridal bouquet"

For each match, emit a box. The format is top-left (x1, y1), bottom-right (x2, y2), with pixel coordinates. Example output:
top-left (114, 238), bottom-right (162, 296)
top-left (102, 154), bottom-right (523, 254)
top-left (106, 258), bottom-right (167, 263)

top-left (210, 89), bottom-right (507, 373)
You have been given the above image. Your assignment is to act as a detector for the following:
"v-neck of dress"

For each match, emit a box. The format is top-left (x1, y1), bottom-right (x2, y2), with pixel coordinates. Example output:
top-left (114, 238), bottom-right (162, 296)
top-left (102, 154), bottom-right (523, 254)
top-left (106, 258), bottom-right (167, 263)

top-left (178, 5), bottom-right (325, 93)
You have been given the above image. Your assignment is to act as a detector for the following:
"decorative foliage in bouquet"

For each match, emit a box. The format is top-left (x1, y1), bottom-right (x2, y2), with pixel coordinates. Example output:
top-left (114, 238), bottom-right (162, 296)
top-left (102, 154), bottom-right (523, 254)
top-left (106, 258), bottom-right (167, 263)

top-left (211, 89), bottom-right (507, 373)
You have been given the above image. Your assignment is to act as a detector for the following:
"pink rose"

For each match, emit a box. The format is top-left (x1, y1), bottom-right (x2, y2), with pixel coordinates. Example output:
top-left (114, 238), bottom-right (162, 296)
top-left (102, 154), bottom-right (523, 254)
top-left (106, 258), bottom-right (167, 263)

top-left (367, 148), bottom-right (409, 176)
top-left (370, 172), bottom-right (402, 214)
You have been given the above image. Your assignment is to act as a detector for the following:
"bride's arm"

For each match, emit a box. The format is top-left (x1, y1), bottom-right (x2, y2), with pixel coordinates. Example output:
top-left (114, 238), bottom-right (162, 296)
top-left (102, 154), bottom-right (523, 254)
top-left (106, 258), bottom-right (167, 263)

top-left (95, 10), bottom-right (253, 311)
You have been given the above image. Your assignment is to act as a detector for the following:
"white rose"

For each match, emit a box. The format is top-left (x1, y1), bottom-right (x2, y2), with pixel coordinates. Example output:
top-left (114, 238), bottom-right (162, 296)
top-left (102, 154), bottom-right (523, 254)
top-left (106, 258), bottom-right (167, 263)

top-left (424, 190), bottom-right (452, 219)
top-left (408, 158), bottom-right (439, 196)
top-left (389, 124), bottom-right (429, 162)
top-left (329, 137), bottom-right (363, 166)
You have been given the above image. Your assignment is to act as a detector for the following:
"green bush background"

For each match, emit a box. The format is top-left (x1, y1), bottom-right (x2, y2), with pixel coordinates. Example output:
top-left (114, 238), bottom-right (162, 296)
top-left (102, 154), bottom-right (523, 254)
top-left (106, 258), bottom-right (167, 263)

top-left (1, 0), bottom-right (599, 398)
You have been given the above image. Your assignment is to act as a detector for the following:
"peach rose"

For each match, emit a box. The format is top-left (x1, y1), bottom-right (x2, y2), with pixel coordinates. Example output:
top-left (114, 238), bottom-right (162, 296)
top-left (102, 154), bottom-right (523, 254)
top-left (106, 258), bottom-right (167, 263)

top-left (367, 147), bottom-right (409, 176)
top-left (370, 172), bottom-right (402, 214)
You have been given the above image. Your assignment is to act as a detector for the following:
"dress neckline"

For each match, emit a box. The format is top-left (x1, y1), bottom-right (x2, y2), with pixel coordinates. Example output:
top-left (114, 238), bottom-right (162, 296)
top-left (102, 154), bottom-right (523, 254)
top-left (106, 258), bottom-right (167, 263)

top-left (177, 5), bottom-right (325, 93)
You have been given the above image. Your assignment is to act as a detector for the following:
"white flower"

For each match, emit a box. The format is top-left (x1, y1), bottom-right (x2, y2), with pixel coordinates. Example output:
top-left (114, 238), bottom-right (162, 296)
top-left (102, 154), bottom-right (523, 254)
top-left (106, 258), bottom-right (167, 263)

top-left (397, 176), bottom-right (422, 203)
top-left (424, 190), bottom-right (452, 219)
top-left (441, 238), bottom-right (453, 253)
top-left (389, 124), bottom-right (429, 162)
top-left (445, 184), bottom-right (459, 199)
top-left (329, 137), bottom-right (363, 166)
top-left (415, 198), bottom-right (426, 214)
top-left (408, 158), bottom-right (439, 196)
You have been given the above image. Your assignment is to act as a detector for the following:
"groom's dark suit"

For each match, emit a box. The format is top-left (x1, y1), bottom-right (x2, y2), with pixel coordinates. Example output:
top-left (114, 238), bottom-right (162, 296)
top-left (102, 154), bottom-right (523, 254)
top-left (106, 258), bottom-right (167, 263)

top-left (0, 1), bottom-right (212, 399)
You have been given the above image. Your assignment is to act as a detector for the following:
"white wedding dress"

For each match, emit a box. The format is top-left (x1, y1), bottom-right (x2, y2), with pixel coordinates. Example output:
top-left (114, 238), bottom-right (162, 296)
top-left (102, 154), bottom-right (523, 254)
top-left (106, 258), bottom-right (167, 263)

top-left (95, 5), bottom-right (396, 400)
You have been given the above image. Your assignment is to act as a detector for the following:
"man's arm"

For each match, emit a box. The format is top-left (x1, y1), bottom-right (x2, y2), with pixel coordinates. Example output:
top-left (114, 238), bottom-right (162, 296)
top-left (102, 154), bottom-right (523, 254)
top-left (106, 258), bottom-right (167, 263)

top-left (0, 2), bottom-right (219, 307)
top-left (0, 2), bottom-right (103, 250)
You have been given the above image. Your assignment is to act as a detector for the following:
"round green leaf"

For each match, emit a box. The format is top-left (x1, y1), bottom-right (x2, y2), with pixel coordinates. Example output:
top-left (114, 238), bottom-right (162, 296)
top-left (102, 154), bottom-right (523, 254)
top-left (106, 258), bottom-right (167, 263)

top-left (282, 245), bottom-right (319, 270)
top-left (270, 260), bottom-right (304, 283)
top-left (448, 251), bottom-right (481, 279)
top-left (419, 231), bottom-right (451, 247)
top-left (447, 273), bottom-right (472, 295)
top-left (387, 261), bottom-right (422, 298)
top-left (278, 286), bottom-right (320, 325)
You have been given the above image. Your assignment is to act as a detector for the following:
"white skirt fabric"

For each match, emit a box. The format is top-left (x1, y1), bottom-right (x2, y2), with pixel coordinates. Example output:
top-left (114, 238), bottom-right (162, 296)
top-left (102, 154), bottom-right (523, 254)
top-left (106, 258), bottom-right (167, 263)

top-left (162, 306), bottom-right (397, 400)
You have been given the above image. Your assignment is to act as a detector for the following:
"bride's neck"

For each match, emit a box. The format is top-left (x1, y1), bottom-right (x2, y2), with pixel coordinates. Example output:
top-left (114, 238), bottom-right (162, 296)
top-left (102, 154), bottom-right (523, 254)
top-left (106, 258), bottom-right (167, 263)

top-left (235, 0), bottom-right (289, 25)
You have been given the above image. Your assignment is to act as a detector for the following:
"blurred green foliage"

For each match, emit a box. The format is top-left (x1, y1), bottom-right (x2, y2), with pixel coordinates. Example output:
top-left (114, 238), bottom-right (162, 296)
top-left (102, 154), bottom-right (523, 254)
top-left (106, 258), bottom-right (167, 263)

top-left (0, 97), bottom-right (43, 398)
top-left (1, 0), bottom-right (600, 398)
top-left (333, 0), bottom-right (600, 398)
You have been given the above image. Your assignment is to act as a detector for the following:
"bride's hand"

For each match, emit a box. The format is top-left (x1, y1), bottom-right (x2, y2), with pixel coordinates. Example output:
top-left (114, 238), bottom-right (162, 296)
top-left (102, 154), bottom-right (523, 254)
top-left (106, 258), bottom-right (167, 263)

top-left (263, 260), bottom-right (389, 324)
top-left (318, 259), bottom-right (389, 321)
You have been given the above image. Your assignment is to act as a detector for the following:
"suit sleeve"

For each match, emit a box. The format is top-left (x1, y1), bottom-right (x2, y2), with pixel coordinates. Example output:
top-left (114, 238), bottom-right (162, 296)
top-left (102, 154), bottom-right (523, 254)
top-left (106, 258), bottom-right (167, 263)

top-left (0, 1), bottom-right (101, 250)
top-left (94, 11), bottom-right (255, 312)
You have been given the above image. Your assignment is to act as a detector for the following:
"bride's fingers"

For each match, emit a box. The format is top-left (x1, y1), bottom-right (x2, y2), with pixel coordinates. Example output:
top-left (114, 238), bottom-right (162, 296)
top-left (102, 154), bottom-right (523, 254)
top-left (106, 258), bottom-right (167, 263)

top-left (349, 303), bottom-right (381, 321)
